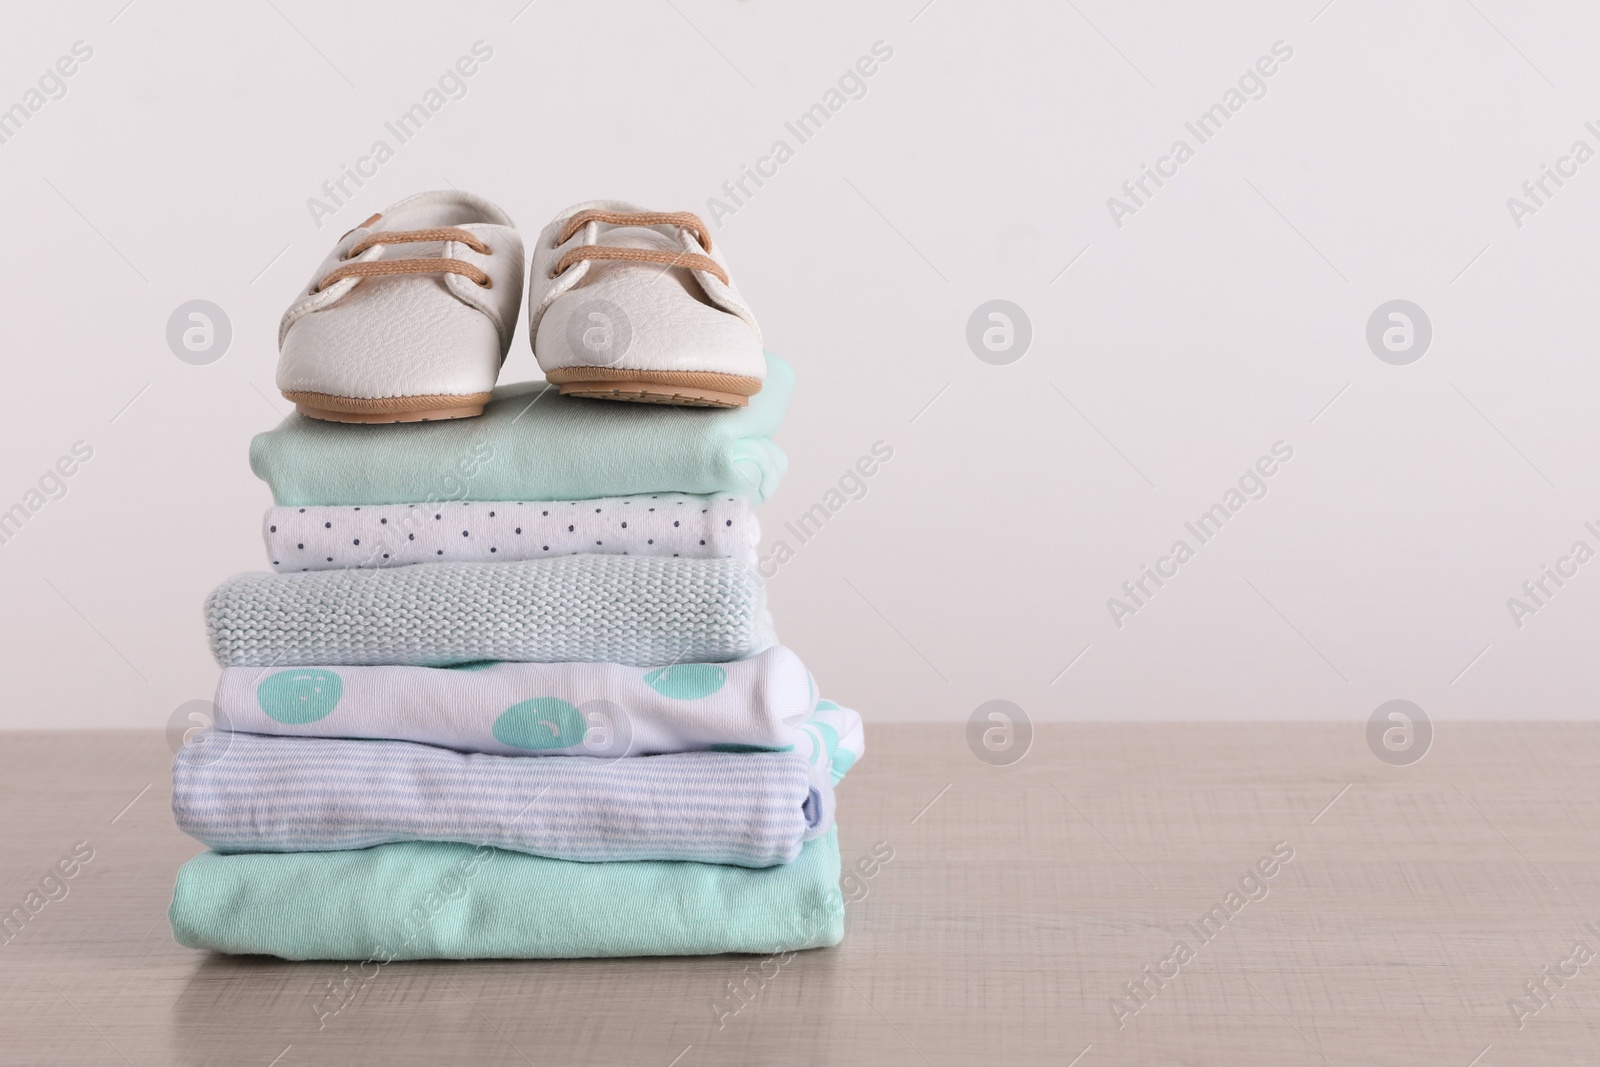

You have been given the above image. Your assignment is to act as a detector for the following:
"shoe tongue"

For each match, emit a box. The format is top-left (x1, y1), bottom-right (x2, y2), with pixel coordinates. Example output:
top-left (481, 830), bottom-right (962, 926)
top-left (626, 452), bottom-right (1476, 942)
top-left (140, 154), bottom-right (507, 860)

top-left (382, 199), bottom-right (492, 231)
top-left (595, 226), bottom-right (679, 253)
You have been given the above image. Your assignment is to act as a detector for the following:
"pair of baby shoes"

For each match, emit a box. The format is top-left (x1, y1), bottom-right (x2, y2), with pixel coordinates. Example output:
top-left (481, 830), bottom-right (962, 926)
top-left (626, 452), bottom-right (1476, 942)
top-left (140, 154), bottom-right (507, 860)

top-left (276, 191), bottom-right (765, 422)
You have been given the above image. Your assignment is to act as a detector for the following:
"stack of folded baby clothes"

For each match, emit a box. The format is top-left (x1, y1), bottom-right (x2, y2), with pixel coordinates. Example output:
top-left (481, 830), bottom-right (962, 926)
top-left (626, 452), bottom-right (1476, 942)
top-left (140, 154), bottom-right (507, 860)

top-left (167, 195), bottom-right (863, 960)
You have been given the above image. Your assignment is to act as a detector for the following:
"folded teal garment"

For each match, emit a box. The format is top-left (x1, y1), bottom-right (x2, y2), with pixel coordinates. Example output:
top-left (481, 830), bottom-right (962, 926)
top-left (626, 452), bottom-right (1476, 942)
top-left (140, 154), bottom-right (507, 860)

top-left (170, 829), bottom-right (844, 960)
top-left (250, 353), bottom-right (793, 507)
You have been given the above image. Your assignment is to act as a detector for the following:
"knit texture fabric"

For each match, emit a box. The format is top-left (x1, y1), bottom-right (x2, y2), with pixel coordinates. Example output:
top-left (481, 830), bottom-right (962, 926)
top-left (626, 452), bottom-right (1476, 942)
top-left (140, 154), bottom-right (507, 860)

top-left (205, 555), bottom-right (774, 668)
top-left (173, 732), bottom-right (832, 867)
top-left (249, 352), bottom-right (793, 507)
top-left (168, 829), bottom-right (845, 960)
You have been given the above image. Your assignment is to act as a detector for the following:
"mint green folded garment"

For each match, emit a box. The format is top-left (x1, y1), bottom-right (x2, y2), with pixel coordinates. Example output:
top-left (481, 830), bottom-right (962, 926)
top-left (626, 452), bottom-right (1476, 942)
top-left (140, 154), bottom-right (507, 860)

top-left (170, 829), bottom-right (843, 960)
top-left (250, 353), bottom-right (793, 507)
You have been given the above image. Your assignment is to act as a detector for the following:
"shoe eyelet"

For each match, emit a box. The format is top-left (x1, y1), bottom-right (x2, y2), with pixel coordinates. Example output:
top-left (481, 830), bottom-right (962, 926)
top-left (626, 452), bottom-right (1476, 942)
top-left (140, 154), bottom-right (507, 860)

top-left (477, 278), bottom-right (493, 290)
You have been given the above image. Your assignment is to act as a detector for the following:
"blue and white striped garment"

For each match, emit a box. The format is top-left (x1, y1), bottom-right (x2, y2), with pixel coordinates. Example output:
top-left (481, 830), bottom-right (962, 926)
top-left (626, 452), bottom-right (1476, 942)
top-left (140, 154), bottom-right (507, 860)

top-left (172, 731), bottom-right (831, 868)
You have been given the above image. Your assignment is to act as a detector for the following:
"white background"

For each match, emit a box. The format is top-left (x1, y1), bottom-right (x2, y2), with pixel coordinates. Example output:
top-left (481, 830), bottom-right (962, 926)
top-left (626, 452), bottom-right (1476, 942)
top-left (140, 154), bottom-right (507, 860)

top-left (2, 0), bottom-right (1597, 729)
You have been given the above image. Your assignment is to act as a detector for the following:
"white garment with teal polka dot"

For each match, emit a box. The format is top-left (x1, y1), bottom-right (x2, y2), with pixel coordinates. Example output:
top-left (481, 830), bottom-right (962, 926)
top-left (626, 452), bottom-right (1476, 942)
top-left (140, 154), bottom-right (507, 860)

top-left (215, 646), bottom-right (862, 767)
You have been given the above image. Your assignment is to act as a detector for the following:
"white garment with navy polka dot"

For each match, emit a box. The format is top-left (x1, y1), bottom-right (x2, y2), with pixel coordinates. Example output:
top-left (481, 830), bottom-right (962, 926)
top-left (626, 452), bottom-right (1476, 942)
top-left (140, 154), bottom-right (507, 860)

top-left (263, 493), bottom-right (754, 572)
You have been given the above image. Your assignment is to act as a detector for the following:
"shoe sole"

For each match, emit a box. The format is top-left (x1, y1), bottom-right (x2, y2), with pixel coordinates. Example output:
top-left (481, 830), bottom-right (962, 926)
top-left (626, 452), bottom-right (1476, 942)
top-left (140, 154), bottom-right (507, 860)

top-left (282, 391), bottom-right (492, 424)
top-left (545, 369), bottom-right (761, 409)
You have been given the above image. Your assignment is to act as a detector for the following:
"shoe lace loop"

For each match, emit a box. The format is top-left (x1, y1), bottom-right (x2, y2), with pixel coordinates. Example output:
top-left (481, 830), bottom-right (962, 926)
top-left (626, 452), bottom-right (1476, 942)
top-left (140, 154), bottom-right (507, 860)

top-left (551, 211), bottom-right (727, 285)
top-left (314, 227), bottom-right (492, 293)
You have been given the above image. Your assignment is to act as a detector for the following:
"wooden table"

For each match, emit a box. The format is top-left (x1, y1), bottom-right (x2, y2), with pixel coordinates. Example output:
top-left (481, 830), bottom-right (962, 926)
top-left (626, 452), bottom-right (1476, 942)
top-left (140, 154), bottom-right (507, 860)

top-left (2, 724), bottom-right (1597, 1065)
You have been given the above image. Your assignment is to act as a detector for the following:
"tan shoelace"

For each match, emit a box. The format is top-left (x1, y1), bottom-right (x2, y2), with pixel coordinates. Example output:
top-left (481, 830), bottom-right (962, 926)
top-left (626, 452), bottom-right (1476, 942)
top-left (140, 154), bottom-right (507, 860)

top-left (552, 210), bottom-right (727, 285)
top-left (314, 227), bottom-right (492, 293)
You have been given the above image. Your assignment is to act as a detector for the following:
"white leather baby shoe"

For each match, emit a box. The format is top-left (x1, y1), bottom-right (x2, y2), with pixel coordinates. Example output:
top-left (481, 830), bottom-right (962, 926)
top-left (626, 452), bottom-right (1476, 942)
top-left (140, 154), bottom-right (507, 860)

top-left (527, 201), bottom-right (764, 408)
top-left (277, 190), bottom-right (525, 423)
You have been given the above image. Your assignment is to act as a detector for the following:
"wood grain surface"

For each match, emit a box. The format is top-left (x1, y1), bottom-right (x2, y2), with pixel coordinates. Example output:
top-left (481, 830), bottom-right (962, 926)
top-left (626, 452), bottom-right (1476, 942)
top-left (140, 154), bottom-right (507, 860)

top-left (1, 723), bottom-right (1597, 1066)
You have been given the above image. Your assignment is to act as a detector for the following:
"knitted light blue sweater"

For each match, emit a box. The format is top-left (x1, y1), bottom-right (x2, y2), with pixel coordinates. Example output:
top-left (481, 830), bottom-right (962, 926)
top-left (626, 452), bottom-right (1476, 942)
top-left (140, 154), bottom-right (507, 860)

top-left (205, 555), bottom-right (774, 667)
